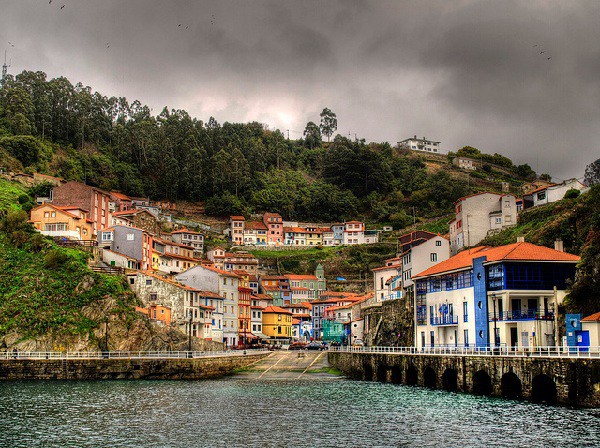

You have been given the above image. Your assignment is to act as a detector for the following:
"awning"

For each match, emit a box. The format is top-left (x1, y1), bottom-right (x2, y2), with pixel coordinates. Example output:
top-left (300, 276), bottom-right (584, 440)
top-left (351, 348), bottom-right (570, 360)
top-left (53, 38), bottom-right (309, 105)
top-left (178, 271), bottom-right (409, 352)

top-left (253, 332), bottom-right (269, 340)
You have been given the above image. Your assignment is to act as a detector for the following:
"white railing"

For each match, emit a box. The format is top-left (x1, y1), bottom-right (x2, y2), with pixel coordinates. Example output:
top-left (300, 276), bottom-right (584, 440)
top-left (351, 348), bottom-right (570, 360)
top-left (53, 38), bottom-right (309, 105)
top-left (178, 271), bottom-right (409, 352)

top-left (329, 345), bottom-right (600, 359)
top-left (0, 348), bottom-right (267, 360)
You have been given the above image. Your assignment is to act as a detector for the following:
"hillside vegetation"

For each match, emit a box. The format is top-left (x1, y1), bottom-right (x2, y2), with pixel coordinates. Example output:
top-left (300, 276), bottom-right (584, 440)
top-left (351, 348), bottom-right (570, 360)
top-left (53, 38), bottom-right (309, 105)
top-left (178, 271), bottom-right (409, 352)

top-left (0, 70), bottom-right (536, 224)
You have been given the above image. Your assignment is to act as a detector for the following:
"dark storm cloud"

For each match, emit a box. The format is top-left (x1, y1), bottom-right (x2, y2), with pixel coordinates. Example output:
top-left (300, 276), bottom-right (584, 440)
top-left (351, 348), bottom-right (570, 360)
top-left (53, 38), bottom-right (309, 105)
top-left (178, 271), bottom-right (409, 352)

top-left (1, 0), bottom-right (599, 179)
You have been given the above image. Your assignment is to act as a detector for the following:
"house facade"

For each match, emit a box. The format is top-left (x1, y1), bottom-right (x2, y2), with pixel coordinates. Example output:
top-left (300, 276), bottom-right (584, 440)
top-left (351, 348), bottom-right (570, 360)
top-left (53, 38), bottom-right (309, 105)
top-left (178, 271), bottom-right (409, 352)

top-left (412, 242), bottom-right (579, 350)
top-left (263, 212), bottom-right (284, 245)
top-left (398, 135), bottom-right (441, 153)
top-left (30, 204), bottom-right (94, 240)
top-left (261, 306), bottom-right (293, 342)
top-left (522, 179), bottom-right (588, 210)
top-left (98, 225), bottom-right (152, 270)
top-left (229, 216), bottom-right (245, 245)
top-left (176, 265), bottom-right (240, 347)
top-left (170, 229), bottom-right (204, 256)
top-left (51, 180), bottom-right (111, 235)
top-left (449, 192), bottom-right (517, 255)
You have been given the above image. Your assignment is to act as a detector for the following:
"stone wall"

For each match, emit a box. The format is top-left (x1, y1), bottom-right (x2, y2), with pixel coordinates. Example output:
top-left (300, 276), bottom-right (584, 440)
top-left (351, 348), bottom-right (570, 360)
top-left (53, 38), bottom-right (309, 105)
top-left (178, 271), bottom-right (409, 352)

top-left (363, 299), bottom-right (413, 347)
top-left (328, 351), bottom-right (600, 407)
top-left (0, 353), bottom-right (267, 381)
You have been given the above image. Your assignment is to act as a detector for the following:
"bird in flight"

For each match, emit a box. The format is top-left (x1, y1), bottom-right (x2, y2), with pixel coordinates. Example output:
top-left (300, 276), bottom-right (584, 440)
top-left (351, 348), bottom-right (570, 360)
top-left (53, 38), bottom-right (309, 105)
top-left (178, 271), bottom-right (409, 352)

top-left (8, 41), bottom-right (14, 47)
top-left (547, 57), bottom-right (552, 60)
top-left (49, 0), bottom-right (52, 4)
top-left (61, 5), bottom-right (65, 9)
top-left (540, 51), bottom-right (545, 54)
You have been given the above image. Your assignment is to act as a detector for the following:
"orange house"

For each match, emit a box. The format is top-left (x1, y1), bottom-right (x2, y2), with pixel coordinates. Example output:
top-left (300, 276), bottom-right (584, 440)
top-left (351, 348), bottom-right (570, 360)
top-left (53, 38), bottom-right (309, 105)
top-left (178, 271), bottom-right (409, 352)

top-left (30, 203), bottom-right (94, 240)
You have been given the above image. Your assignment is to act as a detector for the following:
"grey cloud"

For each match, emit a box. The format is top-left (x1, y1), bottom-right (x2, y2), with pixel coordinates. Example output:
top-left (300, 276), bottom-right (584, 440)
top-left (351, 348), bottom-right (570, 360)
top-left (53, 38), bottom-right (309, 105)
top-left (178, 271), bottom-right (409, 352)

top-left (1, 0), bottom-right (599, 178)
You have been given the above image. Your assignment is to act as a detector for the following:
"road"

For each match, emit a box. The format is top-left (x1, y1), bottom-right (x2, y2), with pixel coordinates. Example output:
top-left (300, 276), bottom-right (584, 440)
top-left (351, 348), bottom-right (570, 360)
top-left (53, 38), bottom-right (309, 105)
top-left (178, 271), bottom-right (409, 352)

top-left (233, 350), bottom-right (340, 380)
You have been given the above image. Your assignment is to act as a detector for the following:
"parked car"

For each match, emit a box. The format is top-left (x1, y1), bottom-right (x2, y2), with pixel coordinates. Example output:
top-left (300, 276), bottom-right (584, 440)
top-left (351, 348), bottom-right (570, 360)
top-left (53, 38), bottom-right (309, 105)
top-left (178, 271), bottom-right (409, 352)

top-left (288, 342), bottom-right (307, 350)
top-left (306, 341), bottom-right (325, 351)
top-left (352, 339), bottom-right (365, 347)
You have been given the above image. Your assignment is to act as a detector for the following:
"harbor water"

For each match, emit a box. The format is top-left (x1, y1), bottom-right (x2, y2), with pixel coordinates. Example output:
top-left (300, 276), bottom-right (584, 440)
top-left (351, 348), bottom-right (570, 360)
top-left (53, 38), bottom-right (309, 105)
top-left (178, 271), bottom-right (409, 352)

top-left (1, 378), bottom-right (599, 447)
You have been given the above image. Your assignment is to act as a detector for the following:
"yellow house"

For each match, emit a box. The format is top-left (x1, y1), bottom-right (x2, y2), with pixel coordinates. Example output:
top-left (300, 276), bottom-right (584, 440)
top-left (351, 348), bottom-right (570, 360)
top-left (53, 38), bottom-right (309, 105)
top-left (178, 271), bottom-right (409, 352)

top-left (262, 306), bottom-right (293, 340)
top-left (29, 204), bottom-right (94, 240)
top-left (304, 226), bottom-right (324, 246)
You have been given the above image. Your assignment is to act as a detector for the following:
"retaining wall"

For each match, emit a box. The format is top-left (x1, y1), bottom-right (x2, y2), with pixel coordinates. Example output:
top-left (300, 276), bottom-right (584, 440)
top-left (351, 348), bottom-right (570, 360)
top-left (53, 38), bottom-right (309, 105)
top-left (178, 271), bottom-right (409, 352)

top-left (0, 353), bottom-right (268, 380)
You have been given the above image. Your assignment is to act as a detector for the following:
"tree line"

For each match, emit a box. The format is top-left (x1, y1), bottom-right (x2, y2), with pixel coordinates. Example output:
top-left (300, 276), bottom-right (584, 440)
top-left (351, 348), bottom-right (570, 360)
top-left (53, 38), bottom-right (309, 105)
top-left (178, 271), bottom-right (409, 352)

top-left (0, 70), bottom-right (528, 223)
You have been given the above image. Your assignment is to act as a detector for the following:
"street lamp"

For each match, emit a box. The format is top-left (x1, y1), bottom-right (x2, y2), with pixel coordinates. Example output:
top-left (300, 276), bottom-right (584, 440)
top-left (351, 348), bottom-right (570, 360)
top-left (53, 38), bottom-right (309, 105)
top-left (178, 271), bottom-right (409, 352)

top-left (188, 309), bottom-right (193, 358)
top-left (492, 294), bottom-right (498, 350)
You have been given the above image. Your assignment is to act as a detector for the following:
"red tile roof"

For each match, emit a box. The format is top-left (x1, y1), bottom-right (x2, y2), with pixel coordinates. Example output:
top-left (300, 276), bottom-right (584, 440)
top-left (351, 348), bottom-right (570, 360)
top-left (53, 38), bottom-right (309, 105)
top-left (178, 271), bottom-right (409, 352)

top-left (286, 274), bottom-right (318, 281)
top-left (414, 242), bottom-right (580, 278)
top-left (262, 306), bottom-right (293, 315)
top-left (200, 265), bottom-right (240, 277)
top-left (230, 216), bottom-right (245, 221)
top-left (581, 312), bottom-right (600, 322)
top-left (245, 221), bottom-right (268, 230)
top-left (110, 191), bottom-right (132, 201)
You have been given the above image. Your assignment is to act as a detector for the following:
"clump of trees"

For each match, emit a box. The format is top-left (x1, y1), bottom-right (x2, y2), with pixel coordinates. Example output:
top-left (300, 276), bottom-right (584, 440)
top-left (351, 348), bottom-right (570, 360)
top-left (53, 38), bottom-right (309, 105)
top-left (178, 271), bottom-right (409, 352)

top-left (0, 70), bottom-right (505, 222)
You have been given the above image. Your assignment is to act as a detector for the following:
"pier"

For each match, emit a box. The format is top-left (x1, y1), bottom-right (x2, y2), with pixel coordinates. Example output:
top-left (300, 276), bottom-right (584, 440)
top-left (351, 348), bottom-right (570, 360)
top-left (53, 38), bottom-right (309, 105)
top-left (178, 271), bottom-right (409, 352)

top-left (328, 346), bottom-right (600, 407)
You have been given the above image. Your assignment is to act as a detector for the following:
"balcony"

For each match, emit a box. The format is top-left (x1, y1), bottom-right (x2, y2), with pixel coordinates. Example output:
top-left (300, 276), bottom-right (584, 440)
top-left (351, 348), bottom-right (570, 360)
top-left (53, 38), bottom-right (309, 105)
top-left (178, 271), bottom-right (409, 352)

top-left (382, 291), bottom-right (402, 301)
top-left (490, 308), bottom-right (555, 322)
top-left (430, 315), bottom-right (459, 326)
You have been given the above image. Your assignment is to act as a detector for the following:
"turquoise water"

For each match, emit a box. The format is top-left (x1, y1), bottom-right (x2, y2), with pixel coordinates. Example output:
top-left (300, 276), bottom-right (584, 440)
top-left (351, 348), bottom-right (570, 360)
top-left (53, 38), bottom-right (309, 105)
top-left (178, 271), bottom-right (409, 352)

top-left (1, 379), bottom-right (599, 447)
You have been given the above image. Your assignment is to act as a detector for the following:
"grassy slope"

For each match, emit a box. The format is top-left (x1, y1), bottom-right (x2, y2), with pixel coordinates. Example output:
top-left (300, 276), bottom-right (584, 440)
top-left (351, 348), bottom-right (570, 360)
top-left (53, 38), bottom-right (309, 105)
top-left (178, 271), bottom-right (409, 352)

top-left (0, 178), bottom-right (138, 346)
top-left (0, 177), bottom-right (27, 211)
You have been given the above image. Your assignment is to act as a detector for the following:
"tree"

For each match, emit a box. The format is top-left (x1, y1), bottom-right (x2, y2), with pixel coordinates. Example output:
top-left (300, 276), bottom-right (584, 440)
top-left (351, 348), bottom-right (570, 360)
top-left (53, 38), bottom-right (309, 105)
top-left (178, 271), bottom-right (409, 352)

top-left (319, 108), bottom-right (337, 143)
top-left (303, 121), bottom-right (321, 149)
top-left (539, 173), bottom-right (552, 182)
top-left (584, 158), bottom-right (600, 187)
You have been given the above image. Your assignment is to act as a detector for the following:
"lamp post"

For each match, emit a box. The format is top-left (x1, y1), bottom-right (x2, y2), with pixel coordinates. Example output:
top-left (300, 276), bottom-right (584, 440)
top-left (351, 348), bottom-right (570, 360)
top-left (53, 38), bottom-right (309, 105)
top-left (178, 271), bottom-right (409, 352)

top-left (188, 309), bottom-right (193, 358)
top-left (492, 294), bottom-right (498, 350)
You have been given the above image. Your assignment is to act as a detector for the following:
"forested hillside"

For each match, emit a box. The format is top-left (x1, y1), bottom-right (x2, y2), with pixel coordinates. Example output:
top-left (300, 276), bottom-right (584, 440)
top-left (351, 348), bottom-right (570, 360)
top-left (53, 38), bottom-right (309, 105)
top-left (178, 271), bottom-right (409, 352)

top-left (0, 70), bottom-right (537, 223)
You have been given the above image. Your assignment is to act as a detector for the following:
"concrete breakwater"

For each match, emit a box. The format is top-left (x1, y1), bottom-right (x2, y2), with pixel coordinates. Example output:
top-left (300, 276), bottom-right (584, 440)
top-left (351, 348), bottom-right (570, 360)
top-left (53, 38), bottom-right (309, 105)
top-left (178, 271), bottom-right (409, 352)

top-left (0, 353), bottom-right (269, 380)
top-left (328, 351), bottom-right (600, 407)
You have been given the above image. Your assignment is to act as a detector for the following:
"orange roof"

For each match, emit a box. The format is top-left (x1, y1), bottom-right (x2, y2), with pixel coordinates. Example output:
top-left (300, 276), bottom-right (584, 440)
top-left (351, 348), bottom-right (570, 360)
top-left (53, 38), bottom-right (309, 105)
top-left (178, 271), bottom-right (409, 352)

top-left (286, 274), bottom-right (318, 281)
top-left (346, 220), bottom-right (363, 224)
top-left (292, 318), bottom-right (301, 325)
top-left (245, 221), bottom-right (268, 230)
top-left (581, 312), bottom-right (600, 322)
top-left (291, 287), bottom-right (310, 291)
top-left (414, 242), bottom-right (579, 278)
top-left (299, 302), bottom-right (313, 309)
top-left (110, 191), bottom-right (131, 201)
top-left (527, 184), bottom-right (558, 195)
top-left (31, 203), bottom-right (82, 219)
top-left (171, 228), bottom-right (201, 235)
top-left (200, 265), bottom-right (240, 277)
top-left (230, 215), bottom-right (245, 221)
top-left (372, 265), bottom-right (400, 272)
top-left (263, 306), bottom-right (293, 315)
top-left (292, 313), bottom-right (311, 319)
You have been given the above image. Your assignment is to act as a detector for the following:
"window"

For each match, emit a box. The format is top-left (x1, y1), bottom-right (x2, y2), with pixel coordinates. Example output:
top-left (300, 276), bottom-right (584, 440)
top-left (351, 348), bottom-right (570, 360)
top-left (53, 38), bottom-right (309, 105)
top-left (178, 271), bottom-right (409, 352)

top-left (430, 253), bottom-right (437, 262)
top-left (436, 240), bottom-right (442, 246)
top-left (464, 329), bottom-right (469, 347)
top-left (537, 191), bottom-right (546, 201)
top-left (463, 302), bottom-right (468, 322)
top-left (44, 211), bottom-right (50, 218)
top-left (126, 233), bottom-right (134, 241)
top-left (146, 279), bottom-right (152, 286)
top-left (149, 293), bottom-right (157, 301)
top-left (51, 212), bottom-right (56, 218)
top-left (129, 277), bottom-right (135, 285)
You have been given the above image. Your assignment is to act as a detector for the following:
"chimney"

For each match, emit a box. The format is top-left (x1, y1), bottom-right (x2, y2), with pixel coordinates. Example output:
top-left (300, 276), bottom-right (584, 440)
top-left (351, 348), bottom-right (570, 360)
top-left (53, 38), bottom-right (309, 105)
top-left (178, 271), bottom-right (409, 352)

top-left (554, 239), bottom-right (564, 252)
top-left (516, 236), bottom-right (525, 243)
top-left (414, 135), bottom-right (417, 140)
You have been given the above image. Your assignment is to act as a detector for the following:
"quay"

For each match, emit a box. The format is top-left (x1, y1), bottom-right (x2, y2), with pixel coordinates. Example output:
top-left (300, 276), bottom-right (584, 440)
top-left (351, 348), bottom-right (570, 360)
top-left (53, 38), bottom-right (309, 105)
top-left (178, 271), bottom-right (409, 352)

top-left (0, 350), bottom-right (269, 380)
top-left (328, 346), bottom-right (600, 407)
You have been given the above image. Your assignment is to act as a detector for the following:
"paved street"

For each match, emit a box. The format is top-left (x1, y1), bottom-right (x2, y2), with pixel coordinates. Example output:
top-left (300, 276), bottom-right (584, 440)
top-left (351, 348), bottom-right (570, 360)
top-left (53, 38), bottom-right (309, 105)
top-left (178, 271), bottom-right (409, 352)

top-left (234, 350), bottom-right (339, 380)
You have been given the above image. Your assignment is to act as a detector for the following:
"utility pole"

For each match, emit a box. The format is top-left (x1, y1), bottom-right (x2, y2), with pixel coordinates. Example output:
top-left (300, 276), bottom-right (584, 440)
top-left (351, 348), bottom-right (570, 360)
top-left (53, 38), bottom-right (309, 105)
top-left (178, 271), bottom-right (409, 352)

top-left (1, 50), bottom-right (10, 83)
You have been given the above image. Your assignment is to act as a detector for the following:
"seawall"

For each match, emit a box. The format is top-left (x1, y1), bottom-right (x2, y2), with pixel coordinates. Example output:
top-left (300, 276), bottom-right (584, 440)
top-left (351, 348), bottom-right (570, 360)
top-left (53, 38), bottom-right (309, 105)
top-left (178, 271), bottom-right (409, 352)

top-left (328, 351), bottom-right (600, 407)
top-left (0, 353), bottom-right (269, 380)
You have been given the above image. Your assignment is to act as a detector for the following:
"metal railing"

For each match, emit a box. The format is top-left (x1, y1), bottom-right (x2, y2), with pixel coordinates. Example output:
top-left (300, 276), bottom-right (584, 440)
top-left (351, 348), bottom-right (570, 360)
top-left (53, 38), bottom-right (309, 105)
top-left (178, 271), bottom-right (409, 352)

top-left (0, 348), bottom-right (267, 360)
top-left (490, 309), bottom-right (554, 321)
top-left (430, 315), bottom-right (459, 326)
top-left (329, 345), bottom-right (600, 358)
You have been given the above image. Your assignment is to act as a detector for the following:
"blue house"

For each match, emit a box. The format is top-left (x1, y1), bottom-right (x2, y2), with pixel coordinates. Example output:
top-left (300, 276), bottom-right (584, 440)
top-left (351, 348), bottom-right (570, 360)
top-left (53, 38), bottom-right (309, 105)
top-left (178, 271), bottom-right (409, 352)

top-left (412, 241), bottom-right (579, 349)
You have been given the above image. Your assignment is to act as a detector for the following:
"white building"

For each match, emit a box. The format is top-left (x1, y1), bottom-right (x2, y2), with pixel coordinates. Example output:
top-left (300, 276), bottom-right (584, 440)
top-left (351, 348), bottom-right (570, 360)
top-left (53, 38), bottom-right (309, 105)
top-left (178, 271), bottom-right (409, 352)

top-left (449, 192), bottom-right (517, 255)
top-left (398, 135), bottom-right (441, 153)
top-left (372, 257), bottom-right (402, 302)
top-left (170, 229), bottom-right (204, 256)
top-left (412, 241), bottom-right (579, 350)
top-left (176, 265), bottom-right (240, 347)
top-left (399, 231), bottom-right (450, 298)
top-left (343, 221), bottom-right (366, 245)
top-left (523, 179), bottom-right (588, 210)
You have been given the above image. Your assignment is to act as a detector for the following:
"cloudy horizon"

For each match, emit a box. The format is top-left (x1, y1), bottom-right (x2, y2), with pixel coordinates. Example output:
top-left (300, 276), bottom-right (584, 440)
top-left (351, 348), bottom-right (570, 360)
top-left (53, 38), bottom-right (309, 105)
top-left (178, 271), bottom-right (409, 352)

top-left (2, 0), bottom-right (599, 180)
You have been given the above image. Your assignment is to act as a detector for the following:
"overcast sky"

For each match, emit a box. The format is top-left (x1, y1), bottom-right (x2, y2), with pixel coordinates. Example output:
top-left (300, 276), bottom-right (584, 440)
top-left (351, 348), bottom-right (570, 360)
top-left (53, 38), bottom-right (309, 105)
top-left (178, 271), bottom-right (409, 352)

top-left (2, 0), bottom-right (599, 180)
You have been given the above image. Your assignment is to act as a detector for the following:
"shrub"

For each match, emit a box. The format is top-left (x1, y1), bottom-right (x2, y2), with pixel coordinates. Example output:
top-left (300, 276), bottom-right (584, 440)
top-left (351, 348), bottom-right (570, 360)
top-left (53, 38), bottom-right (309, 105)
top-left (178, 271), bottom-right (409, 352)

top-left (563, 189), bottom-right (580, 199)
top-left (44, 249), bottom-right (69, 269)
